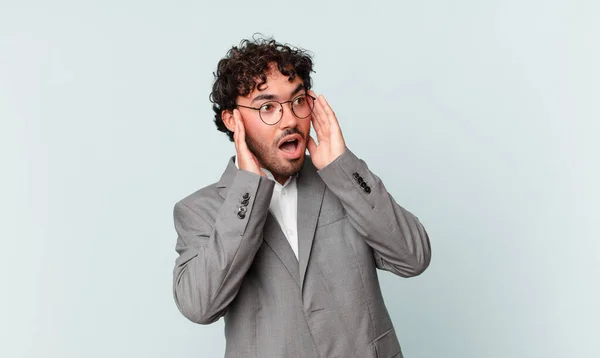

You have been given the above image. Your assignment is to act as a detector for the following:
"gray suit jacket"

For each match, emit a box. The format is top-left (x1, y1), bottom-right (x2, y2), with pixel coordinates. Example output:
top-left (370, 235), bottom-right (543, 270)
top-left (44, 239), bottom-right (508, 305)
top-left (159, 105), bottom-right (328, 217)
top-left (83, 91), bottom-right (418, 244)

top-left (172, 149), bottom-right (431, 358)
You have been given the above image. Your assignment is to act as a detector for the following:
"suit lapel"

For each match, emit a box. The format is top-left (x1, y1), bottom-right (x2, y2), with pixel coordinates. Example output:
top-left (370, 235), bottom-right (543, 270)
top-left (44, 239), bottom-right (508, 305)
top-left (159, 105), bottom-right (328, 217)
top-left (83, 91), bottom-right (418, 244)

top-left (297, 157), bottom-right (326, 290)
top-left (216, 155), bottom-right (325, 289)
top-left (262, 213), bottom-right (301, 286)
top-left (217, 155), bottom-right (302, 286)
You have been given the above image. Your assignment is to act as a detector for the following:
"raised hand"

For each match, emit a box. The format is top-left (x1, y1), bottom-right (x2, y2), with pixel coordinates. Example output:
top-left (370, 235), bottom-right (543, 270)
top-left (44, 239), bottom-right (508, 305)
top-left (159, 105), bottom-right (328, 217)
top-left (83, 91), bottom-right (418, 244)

top-left (233, 109), bottom-right (266, 177)
top-left (306, 91), bottom-right (347, 170)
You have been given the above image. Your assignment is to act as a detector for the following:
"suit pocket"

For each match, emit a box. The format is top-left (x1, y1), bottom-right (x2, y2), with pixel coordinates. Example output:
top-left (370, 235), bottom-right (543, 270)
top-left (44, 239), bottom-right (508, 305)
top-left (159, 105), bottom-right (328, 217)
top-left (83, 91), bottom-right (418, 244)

top-left (372, 329), bottom-right (402, 358)
top-left (317, 214), bottom-right (347, 228)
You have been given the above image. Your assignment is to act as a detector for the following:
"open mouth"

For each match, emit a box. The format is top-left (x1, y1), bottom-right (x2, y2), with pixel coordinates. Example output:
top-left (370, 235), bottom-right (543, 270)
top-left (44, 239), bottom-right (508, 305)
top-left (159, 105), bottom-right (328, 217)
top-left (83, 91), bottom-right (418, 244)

top-left (277, 134), bottom-right (303, 159)
top-left (279, 139), bottom-right (299, 153)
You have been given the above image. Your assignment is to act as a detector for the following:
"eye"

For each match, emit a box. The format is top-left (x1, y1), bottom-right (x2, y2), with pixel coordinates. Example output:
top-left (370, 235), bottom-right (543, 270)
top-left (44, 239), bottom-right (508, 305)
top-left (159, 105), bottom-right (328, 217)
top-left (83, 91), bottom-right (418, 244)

top-left (259, 102), bottom-right (276, 113)
top-left (293, 96), bottom-right (306, 106)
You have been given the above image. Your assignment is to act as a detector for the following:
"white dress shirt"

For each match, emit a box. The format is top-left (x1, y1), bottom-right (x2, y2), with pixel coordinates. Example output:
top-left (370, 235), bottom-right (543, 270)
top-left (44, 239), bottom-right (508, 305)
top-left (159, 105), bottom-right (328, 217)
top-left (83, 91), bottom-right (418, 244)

top-left (235, 160), bottom-right (299, 259)
top-left (261, 169), bottom-right (299, 260)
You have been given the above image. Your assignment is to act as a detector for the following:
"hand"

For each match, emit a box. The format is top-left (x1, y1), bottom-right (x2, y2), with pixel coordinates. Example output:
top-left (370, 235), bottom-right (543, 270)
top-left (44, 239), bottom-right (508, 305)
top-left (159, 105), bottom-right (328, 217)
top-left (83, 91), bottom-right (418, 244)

top-left (233, 109), bottom-right (265, 177)
top-left (306, 91), bottom-right (346, 170)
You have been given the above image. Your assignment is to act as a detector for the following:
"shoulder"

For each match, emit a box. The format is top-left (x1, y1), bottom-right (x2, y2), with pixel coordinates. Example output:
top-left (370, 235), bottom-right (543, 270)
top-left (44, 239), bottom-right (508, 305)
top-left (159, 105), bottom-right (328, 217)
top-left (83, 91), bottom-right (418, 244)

top-left (175, 181), bottom-right (223, 217)
top-left (175, 156), bottom-right (236, 212)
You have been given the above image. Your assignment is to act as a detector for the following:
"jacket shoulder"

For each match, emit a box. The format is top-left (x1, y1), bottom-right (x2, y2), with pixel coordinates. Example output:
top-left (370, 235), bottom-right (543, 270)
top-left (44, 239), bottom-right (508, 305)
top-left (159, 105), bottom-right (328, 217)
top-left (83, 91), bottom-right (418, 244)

top-left (175, 181), bottom-right (223, 214)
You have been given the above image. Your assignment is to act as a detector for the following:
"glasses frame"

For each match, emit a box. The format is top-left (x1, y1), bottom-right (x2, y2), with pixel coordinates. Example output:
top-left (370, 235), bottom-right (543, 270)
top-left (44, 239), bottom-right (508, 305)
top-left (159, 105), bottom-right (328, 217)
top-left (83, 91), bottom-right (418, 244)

top-left (236, 93), bottom-right (317, 126)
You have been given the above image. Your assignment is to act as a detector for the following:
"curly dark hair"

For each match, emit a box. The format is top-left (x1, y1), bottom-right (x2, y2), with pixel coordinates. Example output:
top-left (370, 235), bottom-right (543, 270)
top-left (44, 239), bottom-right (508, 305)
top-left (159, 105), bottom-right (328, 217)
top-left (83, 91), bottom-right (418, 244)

top-left (209, 36), bottom-right (314, 141)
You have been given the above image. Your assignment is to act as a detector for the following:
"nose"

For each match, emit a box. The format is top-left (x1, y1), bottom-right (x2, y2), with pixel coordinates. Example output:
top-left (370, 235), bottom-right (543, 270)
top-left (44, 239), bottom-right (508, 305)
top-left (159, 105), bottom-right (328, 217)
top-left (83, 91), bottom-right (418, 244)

top-left (278, 102), bottom-right (299, 129)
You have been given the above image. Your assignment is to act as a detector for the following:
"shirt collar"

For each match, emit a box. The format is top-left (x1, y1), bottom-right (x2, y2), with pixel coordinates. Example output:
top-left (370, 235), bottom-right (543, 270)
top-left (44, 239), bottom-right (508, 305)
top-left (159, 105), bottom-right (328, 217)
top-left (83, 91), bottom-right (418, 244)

top-left (261, 168), bottom-right (297, 188)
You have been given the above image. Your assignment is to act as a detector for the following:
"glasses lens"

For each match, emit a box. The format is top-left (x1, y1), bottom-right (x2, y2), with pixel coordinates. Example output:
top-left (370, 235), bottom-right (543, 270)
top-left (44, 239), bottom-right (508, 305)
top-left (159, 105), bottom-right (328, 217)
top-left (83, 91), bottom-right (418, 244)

top-left (259, 101), bottom-right (282, 125)
top-left (292, 95), bottom-right (314, 118)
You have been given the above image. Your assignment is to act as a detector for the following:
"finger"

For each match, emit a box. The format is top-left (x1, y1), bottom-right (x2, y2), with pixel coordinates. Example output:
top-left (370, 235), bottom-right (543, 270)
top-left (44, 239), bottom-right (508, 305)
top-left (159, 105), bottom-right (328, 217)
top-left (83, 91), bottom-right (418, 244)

top-left (234, 112), bottom-right (248, 162)
top-left (310, 115), bottom-right (327, 144)
top-left (233, 114), bottom-right (239, 144)
top-left (310, 106), bottom-right (323, 134)
top-left (318, 95), bottom-right (336, 117)
top-left (323, 96), bottom-right (342, 129)
top-left (308, 92), bottom-right (323, 134)
top-left (307, 135), bottom-right (318, 156)
top-left (234, 110), bottom-right (248, 150)
top-left (316, 95), bottom-right (338, 130)
top-left (317, 95), bottom-right (333, 121)
top-left (312, 95), bottom-right (328, 131)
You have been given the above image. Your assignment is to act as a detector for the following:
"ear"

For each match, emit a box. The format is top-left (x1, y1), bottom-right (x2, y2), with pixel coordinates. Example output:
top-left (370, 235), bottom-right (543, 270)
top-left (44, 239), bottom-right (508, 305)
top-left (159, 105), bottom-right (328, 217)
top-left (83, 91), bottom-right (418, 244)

top-left (221, 109), bottom-right (236, 133)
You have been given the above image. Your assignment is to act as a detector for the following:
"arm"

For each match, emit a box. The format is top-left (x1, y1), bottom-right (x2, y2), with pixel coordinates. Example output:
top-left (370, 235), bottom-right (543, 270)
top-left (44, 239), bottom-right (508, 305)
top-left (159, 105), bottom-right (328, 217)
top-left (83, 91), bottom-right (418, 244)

top-left (306, 91), bottom-right (431, 277)
top-left (318, 149), bottom-right (431, 277)
top-left (173, 108), bottom-right (274, 324)
top-left (173, 171), bottom-right (274, 324)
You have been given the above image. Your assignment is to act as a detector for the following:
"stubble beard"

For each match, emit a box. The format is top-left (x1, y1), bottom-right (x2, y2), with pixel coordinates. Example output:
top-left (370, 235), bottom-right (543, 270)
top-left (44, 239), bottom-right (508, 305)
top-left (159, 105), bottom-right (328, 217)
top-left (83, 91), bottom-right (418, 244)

top-left (245, 131), bottom-right (305, 180)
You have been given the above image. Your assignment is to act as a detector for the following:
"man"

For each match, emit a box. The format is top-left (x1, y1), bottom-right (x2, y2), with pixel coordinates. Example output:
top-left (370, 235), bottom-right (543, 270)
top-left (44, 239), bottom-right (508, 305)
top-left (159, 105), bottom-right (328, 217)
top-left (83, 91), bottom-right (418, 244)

top-left (172, 37), bottom-right (431, 358)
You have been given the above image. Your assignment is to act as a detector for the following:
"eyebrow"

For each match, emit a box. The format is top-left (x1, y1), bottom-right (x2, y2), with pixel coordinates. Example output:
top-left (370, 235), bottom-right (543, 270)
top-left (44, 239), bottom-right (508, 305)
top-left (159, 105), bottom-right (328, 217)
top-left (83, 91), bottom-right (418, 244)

top-left (251, 84), bottom-right (305, 104)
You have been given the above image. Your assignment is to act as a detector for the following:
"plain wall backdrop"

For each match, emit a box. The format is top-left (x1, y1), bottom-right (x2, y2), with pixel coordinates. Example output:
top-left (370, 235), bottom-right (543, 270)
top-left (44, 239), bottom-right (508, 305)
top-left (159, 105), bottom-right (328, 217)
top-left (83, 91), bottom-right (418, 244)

top-left (1, 0), bottom-right (598, 357)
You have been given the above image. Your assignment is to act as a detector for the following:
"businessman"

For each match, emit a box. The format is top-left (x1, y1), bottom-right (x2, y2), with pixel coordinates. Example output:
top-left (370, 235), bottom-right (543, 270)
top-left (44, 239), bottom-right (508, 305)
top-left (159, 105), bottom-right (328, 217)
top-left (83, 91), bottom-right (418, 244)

top-left (172, 37), bottom-right (431, 358)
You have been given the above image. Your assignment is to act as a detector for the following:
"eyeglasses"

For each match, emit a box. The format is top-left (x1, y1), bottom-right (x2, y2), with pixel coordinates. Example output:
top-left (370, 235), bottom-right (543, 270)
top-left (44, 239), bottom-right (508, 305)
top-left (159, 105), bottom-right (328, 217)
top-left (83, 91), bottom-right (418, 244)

top-left (236, 94), bottom-right (316, 125)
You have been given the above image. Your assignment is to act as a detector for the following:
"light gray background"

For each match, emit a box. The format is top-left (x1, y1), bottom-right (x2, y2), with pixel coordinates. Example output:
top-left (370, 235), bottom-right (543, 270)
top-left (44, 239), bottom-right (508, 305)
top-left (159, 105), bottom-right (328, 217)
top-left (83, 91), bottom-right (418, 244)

top-left (1, 1), bottom-right (598, 357)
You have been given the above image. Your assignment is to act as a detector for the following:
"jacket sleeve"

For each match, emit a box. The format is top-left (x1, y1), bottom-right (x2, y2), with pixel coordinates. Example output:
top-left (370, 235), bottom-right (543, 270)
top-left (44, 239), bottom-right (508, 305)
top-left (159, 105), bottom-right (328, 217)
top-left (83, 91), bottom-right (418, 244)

top-left (317, 149), bottom-right (431, 277)
top-left (172, 170), bottom-right (275, 324)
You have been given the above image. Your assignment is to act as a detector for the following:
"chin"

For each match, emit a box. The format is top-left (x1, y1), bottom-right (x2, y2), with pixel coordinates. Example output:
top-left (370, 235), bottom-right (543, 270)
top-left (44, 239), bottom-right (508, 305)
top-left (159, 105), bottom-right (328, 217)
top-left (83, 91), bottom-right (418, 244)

top-left (269, 153), bottom-right (305, 179)
top-left (284, 156), bottom-right (305, 176)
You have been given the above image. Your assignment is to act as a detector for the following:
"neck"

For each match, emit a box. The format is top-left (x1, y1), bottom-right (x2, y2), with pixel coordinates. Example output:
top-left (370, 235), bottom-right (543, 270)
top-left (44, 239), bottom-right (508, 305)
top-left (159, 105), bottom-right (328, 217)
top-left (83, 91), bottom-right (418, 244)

top-left (273, 174), bottom-right (290, 185)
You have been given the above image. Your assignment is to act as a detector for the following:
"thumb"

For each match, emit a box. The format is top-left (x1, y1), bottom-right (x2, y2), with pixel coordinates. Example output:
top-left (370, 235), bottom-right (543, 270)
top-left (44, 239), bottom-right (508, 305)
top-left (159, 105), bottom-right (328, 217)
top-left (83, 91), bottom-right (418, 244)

top-left (307, 135), bottom-right (318, 156)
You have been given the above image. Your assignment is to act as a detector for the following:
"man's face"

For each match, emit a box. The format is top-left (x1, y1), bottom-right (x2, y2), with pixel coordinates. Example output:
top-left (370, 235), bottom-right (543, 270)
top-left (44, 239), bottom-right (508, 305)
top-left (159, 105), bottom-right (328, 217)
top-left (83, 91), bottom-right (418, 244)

top-left (236, 68), bottom-right (311, 182)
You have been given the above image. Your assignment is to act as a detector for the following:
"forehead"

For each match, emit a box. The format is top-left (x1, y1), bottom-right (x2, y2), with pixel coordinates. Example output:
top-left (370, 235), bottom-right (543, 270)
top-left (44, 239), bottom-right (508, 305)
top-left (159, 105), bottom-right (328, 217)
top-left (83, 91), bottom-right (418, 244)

top-left (247, 68), bottom-right (303, 97)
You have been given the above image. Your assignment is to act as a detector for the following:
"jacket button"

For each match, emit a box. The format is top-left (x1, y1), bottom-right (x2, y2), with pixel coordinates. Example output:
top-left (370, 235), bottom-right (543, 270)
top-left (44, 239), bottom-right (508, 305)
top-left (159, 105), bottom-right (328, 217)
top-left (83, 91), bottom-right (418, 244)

top-left (353, 172), bottom-right (359, 179)
top-left (237, 206), bottom-right (247, 219)
top-left (241, 198), bottom-right (249, 206)
top-left (360, 182), bottom-right (367, 189)
top-left (357, 177), bottom-right (363, 184)
top-left (365, 186), bottom-right (371, 194)
top-left (242, 193), bottom-right (250, 200)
